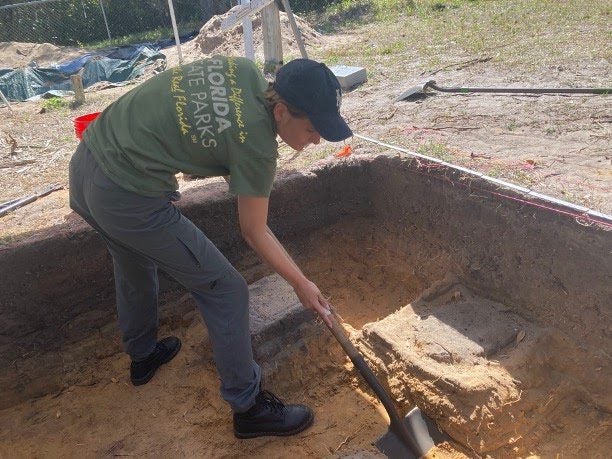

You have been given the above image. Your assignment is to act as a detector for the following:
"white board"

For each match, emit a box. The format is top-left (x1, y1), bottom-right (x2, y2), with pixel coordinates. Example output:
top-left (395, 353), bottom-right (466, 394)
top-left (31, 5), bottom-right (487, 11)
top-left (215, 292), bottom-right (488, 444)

top-left (221, 0), bottom-right (275, 31)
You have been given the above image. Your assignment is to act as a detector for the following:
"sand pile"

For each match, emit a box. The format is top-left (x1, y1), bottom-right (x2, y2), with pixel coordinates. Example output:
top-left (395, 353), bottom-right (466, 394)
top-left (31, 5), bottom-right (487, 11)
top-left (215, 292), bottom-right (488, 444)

top-left (182, 10), bottom-right (321, 61)
top-left (0, 41), bottom-right (87, 68)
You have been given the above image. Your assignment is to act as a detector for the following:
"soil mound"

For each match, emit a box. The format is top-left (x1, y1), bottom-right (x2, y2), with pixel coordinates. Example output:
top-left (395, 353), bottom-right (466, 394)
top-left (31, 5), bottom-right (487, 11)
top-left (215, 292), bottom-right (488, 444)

top-left (182, 10), bottom-right (321, 61)
top-left (0, 41), bottom-right (87, 68)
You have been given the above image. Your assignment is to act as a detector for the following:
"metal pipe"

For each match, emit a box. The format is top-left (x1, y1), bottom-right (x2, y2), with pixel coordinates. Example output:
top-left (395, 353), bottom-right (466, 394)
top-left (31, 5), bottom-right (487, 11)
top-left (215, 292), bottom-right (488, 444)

top-left (0, 0), bottom-right (62, 11)
top-left (0, 197), bottom-right (22, 210)
top-left (0, 184), bottom-right (63, 218)
top-left (98, 0), bottom-right (111, 40)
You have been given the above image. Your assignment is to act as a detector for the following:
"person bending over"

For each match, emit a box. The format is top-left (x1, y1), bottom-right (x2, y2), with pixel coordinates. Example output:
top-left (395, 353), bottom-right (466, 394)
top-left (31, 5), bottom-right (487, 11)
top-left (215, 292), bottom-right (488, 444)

top-left (69, 56), bottom-right (352, 438)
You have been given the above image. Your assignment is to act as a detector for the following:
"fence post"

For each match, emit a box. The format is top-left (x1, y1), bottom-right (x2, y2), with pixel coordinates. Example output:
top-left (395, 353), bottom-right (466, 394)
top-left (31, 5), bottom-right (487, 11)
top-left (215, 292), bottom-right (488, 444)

top-left (98, 0), bottom-right (111, 40)
top-left (261, 1), bottom-right (282, 74)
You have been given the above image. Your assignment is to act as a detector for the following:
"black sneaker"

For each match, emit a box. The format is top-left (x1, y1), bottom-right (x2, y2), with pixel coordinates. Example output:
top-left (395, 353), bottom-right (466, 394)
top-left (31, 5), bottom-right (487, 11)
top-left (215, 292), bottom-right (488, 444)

top-left (130, 336), bottom-right (182, 386)
top-left (233, 390), bottom-right (314, 439)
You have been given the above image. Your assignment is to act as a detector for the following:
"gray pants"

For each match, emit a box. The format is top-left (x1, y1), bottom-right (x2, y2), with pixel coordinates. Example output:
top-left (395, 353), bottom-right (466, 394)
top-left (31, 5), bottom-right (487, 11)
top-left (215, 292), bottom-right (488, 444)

top-left (68, 142), bottom-right (260, 412)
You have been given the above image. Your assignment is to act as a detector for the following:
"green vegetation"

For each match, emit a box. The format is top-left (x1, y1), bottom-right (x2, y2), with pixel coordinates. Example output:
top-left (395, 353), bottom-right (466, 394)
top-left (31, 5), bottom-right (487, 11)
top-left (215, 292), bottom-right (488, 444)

top-left (83, 23), bottom-right (197, 49)
top-left (41, 97), bottom-right (69, 112)
top-left (485, 166), bottom-right (536, 187)
top-left (0, 0), bottom-right (210, 46)
top-left (309, 0), bottom-right (610, 69)
top-left (416, 141), bottom-right (454, 162)
top-left (84, 27), bottom-right (173, 49)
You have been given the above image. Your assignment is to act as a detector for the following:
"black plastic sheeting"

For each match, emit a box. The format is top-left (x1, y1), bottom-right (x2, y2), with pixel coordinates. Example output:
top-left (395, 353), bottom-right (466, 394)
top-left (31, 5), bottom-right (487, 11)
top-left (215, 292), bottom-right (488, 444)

top-left (0, 44), bottom-right (168, 101)
top-left (0, 31), bottom-right (199, 101)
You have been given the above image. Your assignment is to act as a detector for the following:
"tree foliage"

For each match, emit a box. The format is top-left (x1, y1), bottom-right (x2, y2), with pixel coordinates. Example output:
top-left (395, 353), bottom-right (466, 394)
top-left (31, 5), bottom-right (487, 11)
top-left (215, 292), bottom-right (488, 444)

top-left (0, 0), bottom-right (228, 46)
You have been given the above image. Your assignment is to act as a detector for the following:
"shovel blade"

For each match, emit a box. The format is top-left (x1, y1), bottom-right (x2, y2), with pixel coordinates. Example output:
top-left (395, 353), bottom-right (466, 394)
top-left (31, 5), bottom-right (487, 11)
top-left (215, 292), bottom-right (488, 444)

top-left (394, 80), bottom-right (435, 102)
top-left (375, 407), bottom-right (446, 458)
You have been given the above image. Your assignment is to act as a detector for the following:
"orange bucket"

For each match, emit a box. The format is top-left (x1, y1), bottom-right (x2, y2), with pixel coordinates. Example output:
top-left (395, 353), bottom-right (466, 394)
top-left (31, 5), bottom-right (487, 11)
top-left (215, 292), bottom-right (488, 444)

top-left (73, 112), bottom-right (101, 140)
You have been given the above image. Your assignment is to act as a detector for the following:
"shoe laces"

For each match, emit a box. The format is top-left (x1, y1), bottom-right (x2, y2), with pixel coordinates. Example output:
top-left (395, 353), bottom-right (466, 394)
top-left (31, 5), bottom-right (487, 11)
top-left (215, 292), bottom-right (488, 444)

top-left (257, 390), bottom-right (286, 415)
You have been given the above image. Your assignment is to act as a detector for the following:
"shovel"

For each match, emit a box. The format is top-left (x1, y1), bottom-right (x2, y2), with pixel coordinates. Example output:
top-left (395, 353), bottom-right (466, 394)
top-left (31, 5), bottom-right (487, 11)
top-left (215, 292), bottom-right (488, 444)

top-left (395, 79), bottom-right (612, 101)
top-left (323, 309), bottom-right (444, 458)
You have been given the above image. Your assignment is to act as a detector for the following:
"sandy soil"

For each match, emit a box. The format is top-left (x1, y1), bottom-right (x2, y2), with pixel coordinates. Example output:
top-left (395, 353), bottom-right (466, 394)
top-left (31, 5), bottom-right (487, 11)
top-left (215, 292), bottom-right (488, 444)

top-left (0, 219), bottom-right (472, 458)
top-left (2, 211), bottom-right (607, 457)
top-left (0, 7), bottom-right (610, 459)
top-left (0, 41), bottom-right (89, 68)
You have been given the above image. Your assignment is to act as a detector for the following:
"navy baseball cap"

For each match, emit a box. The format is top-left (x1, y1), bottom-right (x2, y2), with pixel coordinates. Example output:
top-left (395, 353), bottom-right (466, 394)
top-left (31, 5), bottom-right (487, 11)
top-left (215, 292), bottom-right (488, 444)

top-left (273, 59), bottom-right (352, 142)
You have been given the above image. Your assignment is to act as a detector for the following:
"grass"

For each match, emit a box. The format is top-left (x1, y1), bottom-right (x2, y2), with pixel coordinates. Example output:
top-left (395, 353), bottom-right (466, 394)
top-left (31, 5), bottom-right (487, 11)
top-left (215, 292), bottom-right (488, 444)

top-left (2, 0), bottom-right (608, 242)
top-left (41, 97), bottom-right (69, 112)
top-left (416, 141), bottom-right (455, 162)
top-left (81, 23), bottom-right (200, 49)
top-left (485, 165), bottom-right (537, 187)
top-left (312, 0), bottom-right (610, 70)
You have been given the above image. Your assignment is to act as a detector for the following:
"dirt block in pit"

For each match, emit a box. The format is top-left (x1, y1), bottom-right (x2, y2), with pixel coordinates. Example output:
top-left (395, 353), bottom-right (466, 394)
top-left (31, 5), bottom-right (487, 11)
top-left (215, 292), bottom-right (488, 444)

top-left (248, 274), bottom-right (344, 392)
top-left (357, 275), bottom-right (542, 453)
top-left (249, 273), bottom-right (306, 336)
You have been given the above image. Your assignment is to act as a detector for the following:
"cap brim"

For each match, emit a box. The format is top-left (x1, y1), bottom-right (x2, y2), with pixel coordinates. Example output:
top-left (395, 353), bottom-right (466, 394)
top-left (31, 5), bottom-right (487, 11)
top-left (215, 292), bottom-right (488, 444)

top-left (310, 112), bottom-right (353, 142)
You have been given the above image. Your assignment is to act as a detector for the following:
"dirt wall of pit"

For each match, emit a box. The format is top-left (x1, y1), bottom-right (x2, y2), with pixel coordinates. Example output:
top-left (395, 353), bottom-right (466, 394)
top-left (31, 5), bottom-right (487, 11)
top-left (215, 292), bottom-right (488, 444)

top-left (365, 154), bottom-right (610, 409)
top-left (360, 155), bottom-right (610, 454)
top-left (0, 163), bottom-right (370, 409)
top-left (1, 153), bottom-right (610, 436)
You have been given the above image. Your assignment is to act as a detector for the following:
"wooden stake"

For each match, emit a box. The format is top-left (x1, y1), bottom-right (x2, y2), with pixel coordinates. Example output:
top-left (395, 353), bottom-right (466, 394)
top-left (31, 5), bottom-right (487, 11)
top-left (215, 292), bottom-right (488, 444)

top-left (261, 2), bottom-right (283, 74)
top-left (241, 0), bottom-right (255, 61)
top-left (70, 73), bottom-right (85, 105)
top-left (281, 0), bottom-right (308, 59)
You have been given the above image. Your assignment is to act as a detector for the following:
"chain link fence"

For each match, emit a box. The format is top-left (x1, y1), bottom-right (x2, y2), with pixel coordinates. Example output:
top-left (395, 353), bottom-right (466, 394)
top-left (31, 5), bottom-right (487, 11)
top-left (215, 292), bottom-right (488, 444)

top-left (0, 0), bottom-right (241, 47)
top-left (0, 0), bottom-right (340, 49)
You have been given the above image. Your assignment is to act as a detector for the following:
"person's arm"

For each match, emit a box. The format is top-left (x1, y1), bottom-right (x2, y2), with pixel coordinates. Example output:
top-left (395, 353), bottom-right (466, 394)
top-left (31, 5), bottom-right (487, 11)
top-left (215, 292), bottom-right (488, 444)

top-left (237, 195), bottom-right (332, 325)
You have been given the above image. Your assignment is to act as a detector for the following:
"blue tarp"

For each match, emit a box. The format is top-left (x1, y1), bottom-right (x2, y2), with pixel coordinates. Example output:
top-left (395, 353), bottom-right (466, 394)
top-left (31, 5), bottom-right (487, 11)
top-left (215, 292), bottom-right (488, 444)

top-left (0, 44), bottom-right (166, 101)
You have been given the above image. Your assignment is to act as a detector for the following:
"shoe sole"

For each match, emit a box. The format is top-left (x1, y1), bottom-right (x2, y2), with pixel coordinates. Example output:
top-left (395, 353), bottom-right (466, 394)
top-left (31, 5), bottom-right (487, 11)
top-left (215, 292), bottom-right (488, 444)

top-left (233, 411), bottom-right (314, 439)
top-left (131, 339), bottom-right (182, 386)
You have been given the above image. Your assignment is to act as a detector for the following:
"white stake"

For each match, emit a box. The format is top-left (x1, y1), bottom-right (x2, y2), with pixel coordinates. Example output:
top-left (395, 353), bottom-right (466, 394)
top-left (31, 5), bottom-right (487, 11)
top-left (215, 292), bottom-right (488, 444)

top-left (0, 89), bottom-right (12, 112)
top-left (241, 0), bottom-right (255, 61)
top-left (167, 0), bottom-right (183, 64)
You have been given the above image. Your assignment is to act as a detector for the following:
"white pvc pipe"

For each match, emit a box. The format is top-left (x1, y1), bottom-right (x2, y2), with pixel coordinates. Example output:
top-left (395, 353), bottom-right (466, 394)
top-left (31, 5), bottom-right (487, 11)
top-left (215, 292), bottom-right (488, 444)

top-left (167, 0), bottom-right (183, 64)
top-left (0, 89), bottom-right (12, 112)
top-left (241, 0), bottom-right (255, 61)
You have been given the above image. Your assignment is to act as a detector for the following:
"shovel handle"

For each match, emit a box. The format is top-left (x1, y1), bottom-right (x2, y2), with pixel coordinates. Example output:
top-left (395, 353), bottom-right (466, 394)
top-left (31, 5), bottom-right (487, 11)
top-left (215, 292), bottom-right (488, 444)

top-left (323, 310), bottom-right (425, 457)
top-left (428, 81), bottom-right (611, 95)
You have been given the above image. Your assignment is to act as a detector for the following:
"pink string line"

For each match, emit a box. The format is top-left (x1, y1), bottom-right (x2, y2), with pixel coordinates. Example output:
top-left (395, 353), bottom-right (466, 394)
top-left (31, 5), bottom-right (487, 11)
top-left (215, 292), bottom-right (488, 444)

top-left (488, 190), bottom-right (612, 230)
top-left (405, 161), bottom-right (612, 230)
top-left (349, 133), bottom-right (611, 229)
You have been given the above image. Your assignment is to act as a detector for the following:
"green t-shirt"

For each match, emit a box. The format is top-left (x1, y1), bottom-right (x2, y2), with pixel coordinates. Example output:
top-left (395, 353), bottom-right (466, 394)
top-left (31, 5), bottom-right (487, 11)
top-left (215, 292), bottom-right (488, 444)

top-left (83, 56), bottom-right (278, 197)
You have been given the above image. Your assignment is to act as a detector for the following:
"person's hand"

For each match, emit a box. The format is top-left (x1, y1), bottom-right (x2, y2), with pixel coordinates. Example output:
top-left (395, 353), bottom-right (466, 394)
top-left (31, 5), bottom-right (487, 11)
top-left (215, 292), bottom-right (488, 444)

top-left (294, 278), bottom-right (332, 327)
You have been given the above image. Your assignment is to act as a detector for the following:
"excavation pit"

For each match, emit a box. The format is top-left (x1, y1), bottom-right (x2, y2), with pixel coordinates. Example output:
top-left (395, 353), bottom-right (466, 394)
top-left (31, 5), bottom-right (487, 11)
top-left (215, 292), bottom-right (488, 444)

top-left (0, 154), bottom-right (609, 457)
